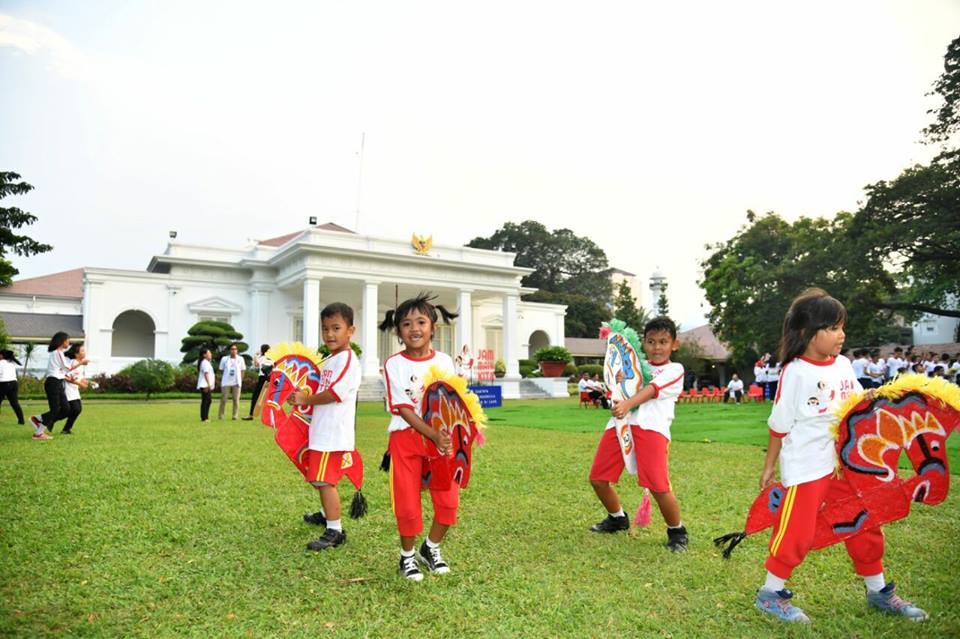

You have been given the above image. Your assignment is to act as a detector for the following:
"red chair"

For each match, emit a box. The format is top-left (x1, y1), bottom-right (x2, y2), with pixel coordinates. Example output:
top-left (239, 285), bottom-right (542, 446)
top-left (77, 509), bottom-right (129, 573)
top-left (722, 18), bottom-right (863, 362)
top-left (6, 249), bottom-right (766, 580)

top-left (748, 384), bottom-right (764, 402)
top-left (711, 387), bottom-right (723, 402)
top-left (687, 388), bottom-right (700, 403)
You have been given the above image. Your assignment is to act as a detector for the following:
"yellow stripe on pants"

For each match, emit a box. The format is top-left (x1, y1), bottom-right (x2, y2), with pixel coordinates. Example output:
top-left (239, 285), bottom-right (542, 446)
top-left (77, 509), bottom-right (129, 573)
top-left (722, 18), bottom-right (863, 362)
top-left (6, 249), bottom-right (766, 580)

top-left (770, 485), bottom-right (797, 557)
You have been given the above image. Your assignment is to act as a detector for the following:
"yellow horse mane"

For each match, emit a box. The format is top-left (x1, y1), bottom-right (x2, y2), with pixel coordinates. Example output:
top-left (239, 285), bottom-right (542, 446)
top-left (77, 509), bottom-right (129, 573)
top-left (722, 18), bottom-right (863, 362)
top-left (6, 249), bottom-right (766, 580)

top-left (422, 365), bottom-right (488, 430)
top-left (265, 342), bottom-right (324, 368)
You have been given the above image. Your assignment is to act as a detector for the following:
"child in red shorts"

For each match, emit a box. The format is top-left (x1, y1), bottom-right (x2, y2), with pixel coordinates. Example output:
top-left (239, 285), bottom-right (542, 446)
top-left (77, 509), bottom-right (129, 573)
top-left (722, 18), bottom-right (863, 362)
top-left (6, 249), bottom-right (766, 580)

top-left (590, 316), bottom-right (688, 552)
top-left (379, 293), bottom-right (460, 582)
top-left (289, 302), bottom-right (362, 551)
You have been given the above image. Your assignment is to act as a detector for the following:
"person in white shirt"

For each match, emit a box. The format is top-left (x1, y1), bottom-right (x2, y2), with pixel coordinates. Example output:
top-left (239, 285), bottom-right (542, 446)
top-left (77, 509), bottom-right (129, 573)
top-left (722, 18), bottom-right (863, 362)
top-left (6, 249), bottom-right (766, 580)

top-left (243, 344), bottom-right (273, 421)
top-left (290, 303), bottom-right (364, 552)
top-left (0, 349), bottom-right (25, 425)
top-left (765, 361), bottom-right (782, 401)
top-left (884, 348), bottom-right (904, 381)
top-left (30, 331), bottom-right (85, 440)
top-left (196, 348), bottom-right (215, 422)
top-left (724, 374), bottom-right (745, 403)
top-left (218, 343), bottom-right (246, 420)
top-left (865, 352), bottom-right (884, 389)
top-left (851, 349), bottom-right (871, 388)
top-left (61, 344), bottom-right (91, 434)
top-left (755, 288), bottom-right (926, 623)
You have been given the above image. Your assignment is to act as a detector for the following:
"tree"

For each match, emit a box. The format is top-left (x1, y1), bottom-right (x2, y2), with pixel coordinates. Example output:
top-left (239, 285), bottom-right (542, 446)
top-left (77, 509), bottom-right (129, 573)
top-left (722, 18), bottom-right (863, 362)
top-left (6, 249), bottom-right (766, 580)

top-left (0, 172), bottom-right (53, 286)
top-left (656, 282), bottom-right (670, 318)
top-left (127, 359), bottom-right (176, 399)
top-left (0, 317), bottom-right (8, 352)
top-left (180, 320), bottom-right (250, 365)
top-left (923, 35), bottom-right (960, 144)
top-left (467, 220), bottom-right (613, 336)
top-left (700, 211), bottom-right (902, 363)
top-left (848, 148), bottom-right (960, 319)
top-left (612, 280), bottom-right (650, 331)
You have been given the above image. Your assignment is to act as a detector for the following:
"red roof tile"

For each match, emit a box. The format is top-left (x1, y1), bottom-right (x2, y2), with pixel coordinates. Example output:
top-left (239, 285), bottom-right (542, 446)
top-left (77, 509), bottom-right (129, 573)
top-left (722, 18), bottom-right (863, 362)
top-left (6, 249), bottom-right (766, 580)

top-left (1, 268), bottom-right (83, 299)
top-left (259, 222), bottom-right (355, 247)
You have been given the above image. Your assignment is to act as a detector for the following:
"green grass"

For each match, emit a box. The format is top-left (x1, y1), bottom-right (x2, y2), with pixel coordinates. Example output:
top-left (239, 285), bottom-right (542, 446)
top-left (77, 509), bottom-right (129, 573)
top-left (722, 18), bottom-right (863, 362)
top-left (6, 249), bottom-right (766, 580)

top-left (1, 400), bottom-right (958, 637)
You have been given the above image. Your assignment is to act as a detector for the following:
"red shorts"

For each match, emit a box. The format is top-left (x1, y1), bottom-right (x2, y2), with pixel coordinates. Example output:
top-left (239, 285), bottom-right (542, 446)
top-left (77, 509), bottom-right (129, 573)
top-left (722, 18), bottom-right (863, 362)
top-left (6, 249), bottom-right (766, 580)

top-left (388, 428), bottom-right (460, 537)
top-left (589, 426), bottom-right (672, 493)
top-left (305, 449), bottom-right (358, 486)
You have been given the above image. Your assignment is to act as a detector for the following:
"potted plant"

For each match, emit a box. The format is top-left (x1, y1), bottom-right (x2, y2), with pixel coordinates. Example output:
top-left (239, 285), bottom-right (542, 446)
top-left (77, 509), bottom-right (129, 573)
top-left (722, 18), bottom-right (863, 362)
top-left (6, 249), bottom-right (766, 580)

top-left (533, 346), bottom-right (573, 377)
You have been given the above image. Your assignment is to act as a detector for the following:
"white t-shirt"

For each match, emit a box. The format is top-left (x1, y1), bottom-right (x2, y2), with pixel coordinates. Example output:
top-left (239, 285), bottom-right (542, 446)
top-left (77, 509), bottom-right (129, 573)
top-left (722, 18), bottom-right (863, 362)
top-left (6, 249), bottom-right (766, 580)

top-left (308, 349), bottom-right (361, 452)
top-left (766, 364), bottom-right (781, 382)
top-left (727, 379), bottom-right (744, 395)
top-left (884, 357), bottom-right (900, 378)
top-left (768, 355), bottom-right (862, 487)
top-left (606, 361), bottom-right (684, 439)
top-left (64, 359), bottom-right (84, 402)
top-left (383, 350), bottom-right (456, 432)
top-left (754, 363), bottom-right (767, 384)
top-left (196, 359), bottom-right (215, 389)
top-left (851, 357), bottom-right (868, 379)
top-left (0, 360), bottom-right (17, 382)
top-left (922, 360), bottom-right (936, 375)
top-left (46, 349), bottom-right (70, 379)
top-left (219, 355), bottom-right (246, 387)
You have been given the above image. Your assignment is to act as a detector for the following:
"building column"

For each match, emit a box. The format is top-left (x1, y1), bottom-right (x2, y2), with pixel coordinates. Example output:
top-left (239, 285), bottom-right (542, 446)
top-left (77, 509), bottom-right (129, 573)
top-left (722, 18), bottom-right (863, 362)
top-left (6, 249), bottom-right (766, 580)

top-left (360, 281), bottom-right (380, 378)
top-left (302, 277), bottom-right (321, 349)
top-left (249, 287), bottom-right (271, 349)
top-left (502, 293), bottom-right (520, 378)
top-left (456, 289), bottom-right (473, 355)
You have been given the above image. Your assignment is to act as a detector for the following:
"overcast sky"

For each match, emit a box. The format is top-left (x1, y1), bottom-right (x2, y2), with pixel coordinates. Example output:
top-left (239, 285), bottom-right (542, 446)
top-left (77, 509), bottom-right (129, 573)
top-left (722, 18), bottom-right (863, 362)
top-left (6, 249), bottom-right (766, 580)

top-left (2, 1), bottom-right (957, 328)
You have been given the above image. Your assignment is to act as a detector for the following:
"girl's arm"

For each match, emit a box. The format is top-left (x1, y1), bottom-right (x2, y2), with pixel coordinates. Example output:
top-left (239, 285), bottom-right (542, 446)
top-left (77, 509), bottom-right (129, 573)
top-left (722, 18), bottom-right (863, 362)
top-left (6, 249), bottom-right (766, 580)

top-left (288, 388), bottom-right (338, 406)
top-left (396, 406), bottom-right (451, 454)
top-left (760, 434), bottom-right (783, 490)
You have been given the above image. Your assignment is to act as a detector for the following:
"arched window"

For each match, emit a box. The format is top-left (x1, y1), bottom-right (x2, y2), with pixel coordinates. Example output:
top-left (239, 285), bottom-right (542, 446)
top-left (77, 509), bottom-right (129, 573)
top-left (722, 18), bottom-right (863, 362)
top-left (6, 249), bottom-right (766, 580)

top-left (528, 330), bottom-right (551, 358)
top-left (111, 310), bottom-right (156, 357)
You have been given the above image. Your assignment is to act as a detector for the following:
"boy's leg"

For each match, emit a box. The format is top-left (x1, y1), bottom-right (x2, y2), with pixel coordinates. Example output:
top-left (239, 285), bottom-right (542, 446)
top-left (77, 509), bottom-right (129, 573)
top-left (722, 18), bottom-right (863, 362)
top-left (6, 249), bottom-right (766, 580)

top-left (590, 480), bottom-right (622, 514)
top-left (62, 400), bottom-right (81, 433)
top-left (231, 385), bottom-right (241, 419)
top-left (651, 490), bottom-right (681, 527)
top-left (588, 428), bottom-right (629, 532)
top-left (306, 483), bottom-right (347, 551)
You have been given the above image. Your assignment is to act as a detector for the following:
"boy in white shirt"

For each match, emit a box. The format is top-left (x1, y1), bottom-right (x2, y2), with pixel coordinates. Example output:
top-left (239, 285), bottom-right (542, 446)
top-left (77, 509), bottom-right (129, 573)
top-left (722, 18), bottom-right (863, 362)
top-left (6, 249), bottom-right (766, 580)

top-left (218, 344), bottom-right (246, 420)
top-left (724, 374), bottom-right (745, 403)
top-left (592, 317), bottom-right (688, 552)
top-left (290, 302), bottom-right (363, 551)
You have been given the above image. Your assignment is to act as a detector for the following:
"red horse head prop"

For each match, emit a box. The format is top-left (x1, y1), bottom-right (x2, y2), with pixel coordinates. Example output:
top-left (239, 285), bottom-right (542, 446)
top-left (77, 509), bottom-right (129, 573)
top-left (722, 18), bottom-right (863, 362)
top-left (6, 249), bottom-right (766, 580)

top-left (715, 375), bottom-right (960, 557)
top-left (419, 366), bottom-right (487, 490)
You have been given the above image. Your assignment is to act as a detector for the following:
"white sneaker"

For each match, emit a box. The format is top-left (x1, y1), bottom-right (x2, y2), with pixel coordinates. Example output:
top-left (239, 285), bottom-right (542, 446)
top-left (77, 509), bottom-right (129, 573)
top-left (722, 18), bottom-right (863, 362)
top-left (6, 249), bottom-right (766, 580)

top-left (399, 554), bottom-right (424, 582)
top-left (417, 541), bottom-right (451, 575)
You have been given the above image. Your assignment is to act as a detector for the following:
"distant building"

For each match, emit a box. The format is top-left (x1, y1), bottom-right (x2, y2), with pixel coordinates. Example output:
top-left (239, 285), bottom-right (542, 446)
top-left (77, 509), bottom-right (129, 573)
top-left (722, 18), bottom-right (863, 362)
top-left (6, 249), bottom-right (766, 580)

top-left (608, 267), bottom-right (645, 310)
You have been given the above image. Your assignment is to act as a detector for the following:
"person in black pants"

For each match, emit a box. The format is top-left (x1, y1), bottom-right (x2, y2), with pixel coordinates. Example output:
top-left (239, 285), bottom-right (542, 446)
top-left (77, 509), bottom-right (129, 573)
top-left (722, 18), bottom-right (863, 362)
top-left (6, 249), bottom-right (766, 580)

top-left (30, 332), bottom-right (84, 439)
top-left (196, 348), bottom-right (215, 422)
top-left (243, 344), bottom-right (272, 421)
top-left (0, 350), bottom-right (25, 424)
top-left (61, 343), bottom-right (90, 434)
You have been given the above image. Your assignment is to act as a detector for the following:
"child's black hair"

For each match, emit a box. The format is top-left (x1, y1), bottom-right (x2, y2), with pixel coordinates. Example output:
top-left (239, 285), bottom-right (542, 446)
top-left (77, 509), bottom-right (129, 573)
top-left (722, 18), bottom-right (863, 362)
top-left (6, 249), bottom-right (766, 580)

top-left (778, 288), bottom-right (847, 365)
top-left (378, 292), bottom-right (457, 333)
top-left (197, 347), bottom-right (212, 371)
top-left (64, 344), bottom-right (83, 360)
top-left (48, 331), bottom-right (69, 352)
top-left (643, 316), bottom-right (678, 339)
top-left (321, 302), bottom-right (355, 326)
top-left (260, 343), bottom-right (270, 354)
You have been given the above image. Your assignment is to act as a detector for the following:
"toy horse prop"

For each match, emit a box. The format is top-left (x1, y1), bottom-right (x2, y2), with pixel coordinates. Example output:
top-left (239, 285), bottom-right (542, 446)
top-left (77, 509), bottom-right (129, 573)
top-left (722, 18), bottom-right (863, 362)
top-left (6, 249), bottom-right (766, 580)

top-left (258, 342), bottom-right (366, 518)
top-left (715, 375), bottom-right (960, 557)
top-left (599, 318), bottom-right (654, 525)
top-left (419, 366), bottom-right (487, 490)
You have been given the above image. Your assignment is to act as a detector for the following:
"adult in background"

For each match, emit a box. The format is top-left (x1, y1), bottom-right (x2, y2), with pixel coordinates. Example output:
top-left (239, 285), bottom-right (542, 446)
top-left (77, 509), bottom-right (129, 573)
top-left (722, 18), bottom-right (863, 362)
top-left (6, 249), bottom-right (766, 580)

top-left (243, 344), bottom-right (272, 421)
top-left (0, 349), bottom-right (25, 425)
top-left (218, 343), bottom-right (246, 420)
top-left (724, 373), bottom-right (744, 403)
top-left (765, 359), bottom-right (781, 401)
top-left (196, 348), bottom-right (215, 423)
top-left (62, 343), bottom-right (92, 434)
top-left (30, 332), bottom-right (85, 440)
top-left (754, 353), bottom-right (769, 398)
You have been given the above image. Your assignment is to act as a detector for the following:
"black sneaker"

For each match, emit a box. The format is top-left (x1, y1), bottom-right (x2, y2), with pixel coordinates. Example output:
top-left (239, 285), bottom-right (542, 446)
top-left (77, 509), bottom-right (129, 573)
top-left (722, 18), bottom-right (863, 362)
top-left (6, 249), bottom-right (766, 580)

top-left (306, 528), bottom-right (345, 551)
top-left (399, 554), bottom-right (424, 582)
top-left (61, 429), bottom-right (73, 435)
top-left (590, 513), bottom-right (630, 533)
top-left (417, 541), bottom-right (450, 574)
top-left (303, 511), bottom-right (327, 526)
top-left (666, 525), bottom-right (689, 552)
top-left (241, 416), bottom-right (253, 421)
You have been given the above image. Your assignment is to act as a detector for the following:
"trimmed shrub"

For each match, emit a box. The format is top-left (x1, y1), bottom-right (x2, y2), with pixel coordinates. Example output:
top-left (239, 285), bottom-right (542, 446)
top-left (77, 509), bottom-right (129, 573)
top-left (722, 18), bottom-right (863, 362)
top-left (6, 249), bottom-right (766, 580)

top-left (533, 346), bottom-right (573, 364)
top-left (127, 359), bottom-right (176, 398)
top-left (578, 364), bottom-right (603, 377)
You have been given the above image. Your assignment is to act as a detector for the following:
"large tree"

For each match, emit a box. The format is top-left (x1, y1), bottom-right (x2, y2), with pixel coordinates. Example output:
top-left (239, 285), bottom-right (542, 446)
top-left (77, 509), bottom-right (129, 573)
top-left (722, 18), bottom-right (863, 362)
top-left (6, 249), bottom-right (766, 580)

top-left (0, 172), bottom-right (53, 286)
top-left (467, 221), bottom-right (613, 336)
top-left (700, 211), bottom-right (902, 362)
top-left (922, 34), bottom-right (960, 144)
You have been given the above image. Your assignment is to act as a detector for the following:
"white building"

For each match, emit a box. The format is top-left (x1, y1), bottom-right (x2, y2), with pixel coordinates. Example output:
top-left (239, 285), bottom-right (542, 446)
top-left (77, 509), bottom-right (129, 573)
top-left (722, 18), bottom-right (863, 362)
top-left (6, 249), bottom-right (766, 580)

top-left (0, 223), bottom-right (567, 399)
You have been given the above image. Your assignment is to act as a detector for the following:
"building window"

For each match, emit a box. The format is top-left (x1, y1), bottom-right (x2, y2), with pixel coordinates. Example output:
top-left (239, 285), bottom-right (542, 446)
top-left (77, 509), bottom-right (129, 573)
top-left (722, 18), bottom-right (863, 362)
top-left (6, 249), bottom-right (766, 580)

top-left (198, 314), bottom-right (230, 324)
top-left (293, 316), bottom-right (304, 341)
top-left (484, 327), bottom-right (503, 361)
top-left (435, 324), bottom-right (454, 358)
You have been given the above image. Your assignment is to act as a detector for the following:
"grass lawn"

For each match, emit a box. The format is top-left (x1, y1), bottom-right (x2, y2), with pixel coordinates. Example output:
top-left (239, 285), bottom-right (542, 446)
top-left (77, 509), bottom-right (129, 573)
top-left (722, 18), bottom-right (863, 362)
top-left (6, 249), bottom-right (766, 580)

top-left (1, 399), bottom-right (958, 637)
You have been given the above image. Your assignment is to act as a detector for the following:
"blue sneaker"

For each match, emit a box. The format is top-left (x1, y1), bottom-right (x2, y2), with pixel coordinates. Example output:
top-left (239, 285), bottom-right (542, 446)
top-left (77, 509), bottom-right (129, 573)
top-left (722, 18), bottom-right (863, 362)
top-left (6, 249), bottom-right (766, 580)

top-left (755, 588), bottom-right (811, 623)
top-left (866, 582), bottom-right (928, 621)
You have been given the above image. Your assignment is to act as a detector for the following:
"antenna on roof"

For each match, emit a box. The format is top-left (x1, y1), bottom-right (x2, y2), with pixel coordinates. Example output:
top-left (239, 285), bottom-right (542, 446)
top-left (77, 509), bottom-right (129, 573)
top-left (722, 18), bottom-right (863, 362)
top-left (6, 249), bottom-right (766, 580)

top-left (354, 132), bottom-right (365, 233)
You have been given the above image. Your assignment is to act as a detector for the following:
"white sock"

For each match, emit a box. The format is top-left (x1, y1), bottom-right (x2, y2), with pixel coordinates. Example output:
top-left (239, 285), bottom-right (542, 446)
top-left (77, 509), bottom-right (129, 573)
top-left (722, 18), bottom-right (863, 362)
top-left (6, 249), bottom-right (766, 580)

top-left (609, 509), bottom-right (625, 518)
top-left (425, 537), bottom-right (440, 549)
top-left (400, 548), bottom-right (415, 558)
top-left (668, 522), bottom-right (684, 530)
top-left (326, 519), bottom-right (342, 532)
top-left (864, 573), bottom-right (886, 593)
top-left (763, 572), bottom-right (786, 592)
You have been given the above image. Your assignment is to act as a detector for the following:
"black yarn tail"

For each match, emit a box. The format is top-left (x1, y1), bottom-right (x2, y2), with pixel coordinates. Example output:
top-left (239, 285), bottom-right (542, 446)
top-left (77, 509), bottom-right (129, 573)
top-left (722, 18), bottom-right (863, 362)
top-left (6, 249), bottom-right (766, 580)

top-left (379, 450), bottom-right (391, 472)
top-left (713, 531), bottom-right (747, 559)
top-left (349, 490), bottom-right (368, 519)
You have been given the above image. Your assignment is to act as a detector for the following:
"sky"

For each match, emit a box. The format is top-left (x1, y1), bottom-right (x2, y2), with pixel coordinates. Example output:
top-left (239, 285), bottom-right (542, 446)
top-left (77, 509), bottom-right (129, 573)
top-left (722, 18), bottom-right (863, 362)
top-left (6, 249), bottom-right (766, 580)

top-left (1, 0), bottom-right (957, 328)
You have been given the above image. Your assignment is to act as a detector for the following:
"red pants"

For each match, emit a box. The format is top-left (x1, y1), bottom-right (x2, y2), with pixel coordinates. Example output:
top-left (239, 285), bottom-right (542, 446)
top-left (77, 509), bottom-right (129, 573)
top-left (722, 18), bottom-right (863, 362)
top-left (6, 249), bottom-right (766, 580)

top-left (588, 427), bottom-right (672, 493)
top-left (766, 474), bottom-right (885, 579)
top-left (388, 429), bottom-right (460, 536)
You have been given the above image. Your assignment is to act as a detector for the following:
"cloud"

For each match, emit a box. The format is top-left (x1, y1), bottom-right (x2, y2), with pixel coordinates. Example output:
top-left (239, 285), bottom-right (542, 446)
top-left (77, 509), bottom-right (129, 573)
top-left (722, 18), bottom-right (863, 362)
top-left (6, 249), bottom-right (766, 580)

top-left (0, 13), bottom-right (88, 79)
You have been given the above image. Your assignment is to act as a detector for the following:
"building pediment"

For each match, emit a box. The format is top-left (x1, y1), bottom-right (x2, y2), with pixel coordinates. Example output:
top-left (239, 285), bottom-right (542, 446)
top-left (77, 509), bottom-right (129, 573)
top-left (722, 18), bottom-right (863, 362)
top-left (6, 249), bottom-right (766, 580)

top-left (187, 296), bottom-right (244, 315)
